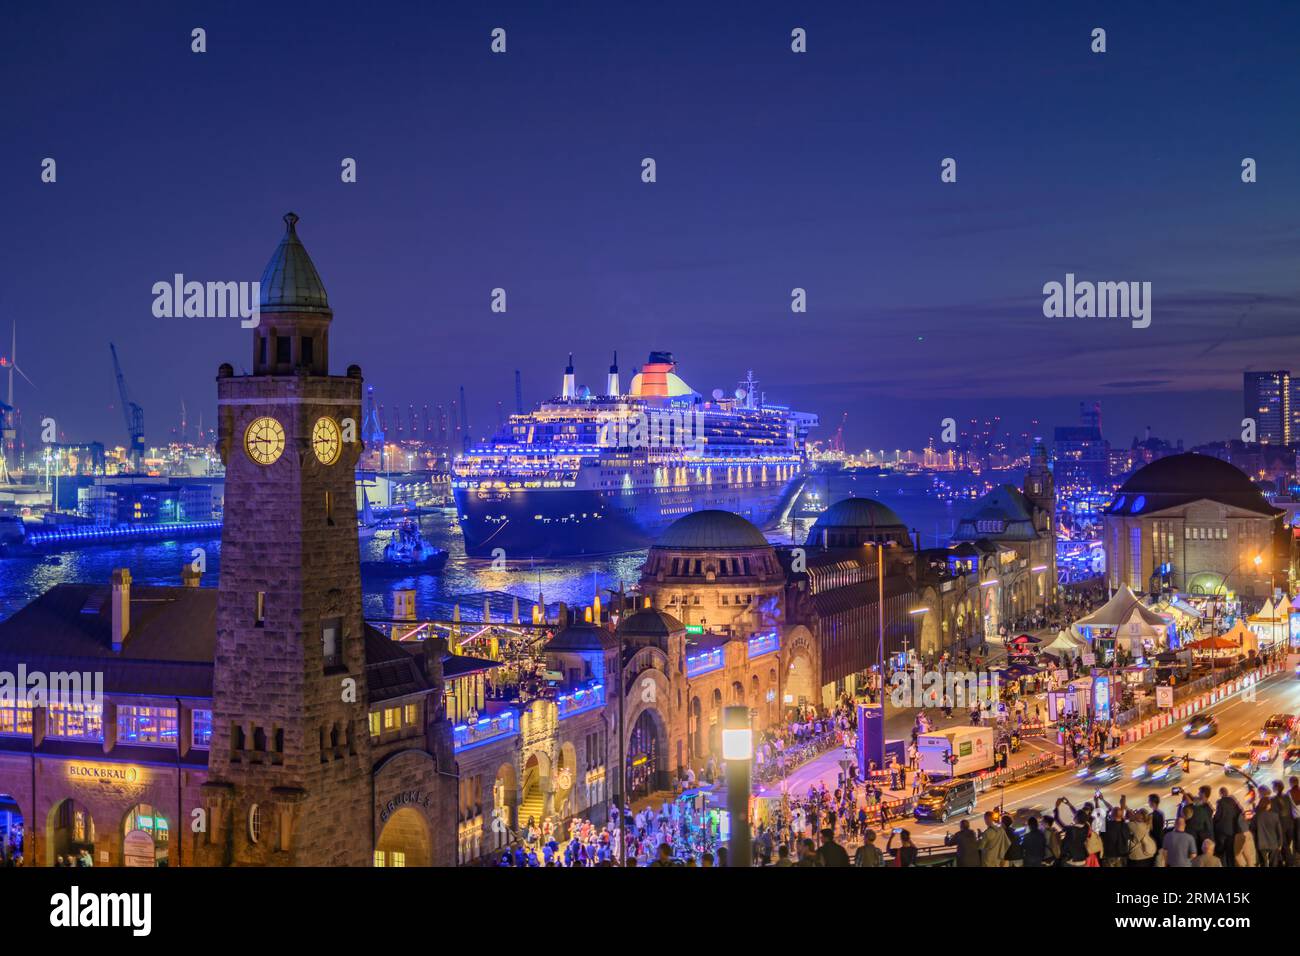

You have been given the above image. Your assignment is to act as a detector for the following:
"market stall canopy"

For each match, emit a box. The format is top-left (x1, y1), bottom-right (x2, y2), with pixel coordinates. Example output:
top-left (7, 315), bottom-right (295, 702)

top-left (1156, 596), bottom-right (1203, 621)
top-left (1190, 634), bottom-right (1237, 650)
top-left (1007, 633), bottom-right (1042, 645)
top-left (1074, 585), bottom-right (1168, 630)
top-left (1043, 631), bottom-right (1086, 657)
top-left (1248, 598), bottom-right (1287, 623)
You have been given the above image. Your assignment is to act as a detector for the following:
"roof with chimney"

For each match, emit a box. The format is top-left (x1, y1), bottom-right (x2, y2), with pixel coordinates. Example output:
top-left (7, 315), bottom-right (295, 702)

top-left (0, 581), bottom-right (432, 702)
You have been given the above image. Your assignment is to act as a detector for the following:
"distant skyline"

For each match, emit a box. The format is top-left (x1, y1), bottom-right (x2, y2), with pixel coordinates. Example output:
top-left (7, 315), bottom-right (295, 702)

top-left (4, 1), bottom-right (1300, 453)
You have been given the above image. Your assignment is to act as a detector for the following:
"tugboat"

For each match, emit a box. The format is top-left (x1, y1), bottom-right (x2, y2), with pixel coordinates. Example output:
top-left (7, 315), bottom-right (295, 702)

top-left (361, 518), bottom-right (449, 576)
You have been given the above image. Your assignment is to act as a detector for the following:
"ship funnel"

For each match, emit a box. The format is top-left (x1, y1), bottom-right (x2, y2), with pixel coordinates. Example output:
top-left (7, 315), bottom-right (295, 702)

top-left (607, 351), bottom-right (620, 397)
top-left (562, 353), bottom-right (576, 400)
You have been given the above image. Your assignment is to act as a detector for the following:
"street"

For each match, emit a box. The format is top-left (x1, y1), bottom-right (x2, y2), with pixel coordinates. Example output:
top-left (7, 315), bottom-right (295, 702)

top-left (907, 670), bottom-right (1300, 847)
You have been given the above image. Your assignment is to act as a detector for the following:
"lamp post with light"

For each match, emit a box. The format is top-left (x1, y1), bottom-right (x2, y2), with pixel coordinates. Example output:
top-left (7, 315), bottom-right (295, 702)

top-left (722, 705), bottom-right (753, 867)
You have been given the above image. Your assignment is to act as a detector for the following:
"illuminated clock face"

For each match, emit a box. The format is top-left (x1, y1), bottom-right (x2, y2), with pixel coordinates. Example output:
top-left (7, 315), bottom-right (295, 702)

top-left (244, 416), bottom-right (285, 466)
top-left (312, 416), bottom-right (342, 465)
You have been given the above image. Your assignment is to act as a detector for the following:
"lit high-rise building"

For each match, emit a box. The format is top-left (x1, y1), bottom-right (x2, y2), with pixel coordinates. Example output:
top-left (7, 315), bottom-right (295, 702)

top-left (1243, 370), bottom-right (1291, 445)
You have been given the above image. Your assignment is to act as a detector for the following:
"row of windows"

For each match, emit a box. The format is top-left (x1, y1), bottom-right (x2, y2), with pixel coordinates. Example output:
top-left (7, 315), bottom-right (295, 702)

top-left (667, 593), bottom-right (754, 607)
top-left (1184, 527), bottom-right (1229, 540)
top-left (0, 701), bottom-right (211, 749)
top-left (368, 703), bottom-right (419, 738)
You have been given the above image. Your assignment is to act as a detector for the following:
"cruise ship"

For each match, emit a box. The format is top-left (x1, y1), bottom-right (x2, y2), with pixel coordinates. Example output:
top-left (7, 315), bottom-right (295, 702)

top-left (452, 352), bottom-right (817, 556)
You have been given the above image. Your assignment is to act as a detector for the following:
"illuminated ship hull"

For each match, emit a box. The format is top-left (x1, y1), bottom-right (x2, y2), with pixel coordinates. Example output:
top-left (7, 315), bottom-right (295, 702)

top-left (453, 472), bottom-right (804, 557)
top-left (453, 352), bottom-right (817, 557)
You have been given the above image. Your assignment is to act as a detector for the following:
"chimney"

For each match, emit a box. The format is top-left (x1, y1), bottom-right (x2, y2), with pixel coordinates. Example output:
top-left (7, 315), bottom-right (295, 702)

top-left (562, 354), bottom-right (576, 400)
top-left (607, 351), bottom-right (620, 397)
top-left (111, 568), bottom-right (132, 652)
top-left (182, 564), bottom-right (202, 587)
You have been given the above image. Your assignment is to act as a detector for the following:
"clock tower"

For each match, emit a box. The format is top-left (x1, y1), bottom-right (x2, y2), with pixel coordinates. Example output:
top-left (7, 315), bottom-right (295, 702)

top-left (201, 213), bottom-right (371, 866)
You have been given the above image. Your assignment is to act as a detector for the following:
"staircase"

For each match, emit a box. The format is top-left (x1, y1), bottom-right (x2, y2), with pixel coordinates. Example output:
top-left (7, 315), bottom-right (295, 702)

top-left (518, 790), bottom-right (545, 830)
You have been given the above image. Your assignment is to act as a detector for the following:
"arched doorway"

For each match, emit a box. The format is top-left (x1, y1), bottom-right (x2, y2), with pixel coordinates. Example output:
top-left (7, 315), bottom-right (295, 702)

top-left (786, 652), bottom-right (814, 708)
top-left (520, 752), bottom-right (549, 830)
top-left (627, 708), bottom-right (668, 797)
top-left (0, 794), bottom-right (23, 864)
top-left (123, 804), bottom-right (170, 866)
top-left (983, 584), bottom-right (1000, 638)
top-left (492, 763), bottom-right (517, 849)
top-left (375, 807), bottom-right (431, 867)
top-left (47, 799), bottom-right (95, 867)
top-left (920, 608), bottom-right (940, 656)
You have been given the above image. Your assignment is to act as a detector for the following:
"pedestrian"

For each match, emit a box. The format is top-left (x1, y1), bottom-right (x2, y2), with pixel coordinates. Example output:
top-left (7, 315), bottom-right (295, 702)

top-left (1021, 816), bottom-right (1047, 867)
top-left (1100, 806), bottom-right (1130, 867)
top-left (795, 838), bottom-right (820, 867)
top-left (885, 828), bottom-right (918, 867)
top-left (854, 829), bottom-right (884, 867)
top-left (815, 827), bottom-right (850, 867)
top-left (946, 818), bottom-right (981, 867)
top-left (978, 811), bottom-right (1010, 867)
top-left (1162, 816), bottom-right (1197, 867)
top-left (1194, 839), bottom-right (1222, 867)
top-left (1251, 795), bottom-right (1283, 867)
top-left (1126, 810), bottom-right (1157, 867)
top-left (1001, 816), bottom-right (1024, 867)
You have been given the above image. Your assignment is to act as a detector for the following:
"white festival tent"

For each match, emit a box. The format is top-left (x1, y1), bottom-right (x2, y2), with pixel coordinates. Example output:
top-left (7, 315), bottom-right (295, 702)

top-left (1072, 584), bottom-right (1170, 653)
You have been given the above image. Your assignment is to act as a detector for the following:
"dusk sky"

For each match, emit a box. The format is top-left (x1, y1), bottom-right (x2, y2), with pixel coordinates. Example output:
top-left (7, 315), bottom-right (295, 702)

top-left (4, 1), bottom-right (1300, 452)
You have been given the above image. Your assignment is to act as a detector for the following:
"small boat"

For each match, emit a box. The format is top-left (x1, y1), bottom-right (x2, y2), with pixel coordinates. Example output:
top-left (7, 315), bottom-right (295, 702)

top-left (361, 518), bottom-right (448, 576)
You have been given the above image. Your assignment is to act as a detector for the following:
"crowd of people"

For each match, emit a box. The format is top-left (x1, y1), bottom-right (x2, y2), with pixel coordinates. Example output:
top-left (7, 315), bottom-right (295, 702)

top-left (923, 780), bottom-right (1300, 868)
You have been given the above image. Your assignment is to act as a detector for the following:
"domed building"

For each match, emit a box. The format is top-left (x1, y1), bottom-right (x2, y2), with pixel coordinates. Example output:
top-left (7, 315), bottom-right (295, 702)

top-left (1103, 453), bottom-right (1285, 596)
top-left (806, 497), bottom-right (913, 550)
top-left (641, 510), bottom-right (784, 630)
top-left (784, 497), bottom-right (920, 696)
top-left (634, 510), bottom-right (804, 774)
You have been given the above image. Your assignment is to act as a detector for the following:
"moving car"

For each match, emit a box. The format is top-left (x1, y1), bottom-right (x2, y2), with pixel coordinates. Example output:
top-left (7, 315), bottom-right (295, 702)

top-left (1225, 749), bottom-right (1259, 777)
top-left (1284, 747), bottom-right (1300, 774)
top-left (1076, 753), bottom-right (1123, 785)
top-left (1249, 735), bottom-right (1280, 763)
top-left (1183, 714), bottom-right (1218, 738)
top-left (1262, 714), bottom-right (1296, 745)
top-left (1132, 754), bottom-right (1183, 784)
top-left (913, 779), bottom-right (977, 823)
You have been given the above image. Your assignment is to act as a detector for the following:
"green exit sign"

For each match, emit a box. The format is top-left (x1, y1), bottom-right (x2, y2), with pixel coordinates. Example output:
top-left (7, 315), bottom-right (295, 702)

top-left (685, 625), bottom-right (704, 635)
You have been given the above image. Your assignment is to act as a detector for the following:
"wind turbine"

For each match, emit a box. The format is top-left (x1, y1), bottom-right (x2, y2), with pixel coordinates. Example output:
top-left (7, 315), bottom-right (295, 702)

top-left (0, 323), bottom-right (34, 480)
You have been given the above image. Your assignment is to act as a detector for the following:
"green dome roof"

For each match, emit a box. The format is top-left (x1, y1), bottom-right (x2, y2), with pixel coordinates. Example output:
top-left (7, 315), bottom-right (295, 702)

top-left (259, 212), bottom-right (330, 313)
top-left (654, 510), bottom-right (770, 550)
top-left (617, 607), bottom-right (685, 637)
top-left (810, 497), bottom-right (906, 534)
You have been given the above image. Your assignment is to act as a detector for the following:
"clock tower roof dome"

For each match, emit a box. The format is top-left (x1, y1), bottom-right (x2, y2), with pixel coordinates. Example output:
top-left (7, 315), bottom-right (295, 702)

top-left (259, 212), bottom-right (331, 314)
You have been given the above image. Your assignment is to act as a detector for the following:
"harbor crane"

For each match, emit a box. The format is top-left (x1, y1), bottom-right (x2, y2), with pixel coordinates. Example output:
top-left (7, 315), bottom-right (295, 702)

top-left (109, 343), bottom-right (145, 470)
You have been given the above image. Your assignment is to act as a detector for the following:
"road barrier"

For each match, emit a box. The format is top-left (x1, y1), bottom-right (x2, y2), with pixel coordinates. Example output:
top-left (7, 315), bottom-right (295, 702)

top-left (1120, 660), bottom-right (1283, 745)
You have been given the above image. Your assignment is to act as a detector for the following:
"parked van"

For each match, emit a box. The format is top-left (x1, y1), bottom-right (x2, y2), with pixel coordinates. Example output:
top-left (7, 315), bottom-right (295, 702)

top-left (913, 779), bottom-right (977, 823)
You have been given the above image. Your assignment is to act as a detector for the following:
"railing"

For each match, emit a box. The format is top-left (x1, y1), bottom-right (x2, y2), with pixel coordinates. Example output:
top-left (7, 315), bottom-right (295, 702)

top-left (747, 632), bottom-right (779, 659)
top-left (685, 647), bottom-right (725, 678)
top-left (557, 681), bottom-right (605, 720)
top-left (753, 730), bottom-right (843, 785)
top-left (453, 711), bottom-right (517, 752)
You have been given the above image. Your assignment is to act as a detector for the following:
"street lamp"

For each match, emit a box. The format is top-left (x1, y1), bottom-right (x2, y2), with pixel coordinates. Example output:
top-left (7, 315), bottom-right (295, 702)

top-left (722, 705), bottom-right (753, 867)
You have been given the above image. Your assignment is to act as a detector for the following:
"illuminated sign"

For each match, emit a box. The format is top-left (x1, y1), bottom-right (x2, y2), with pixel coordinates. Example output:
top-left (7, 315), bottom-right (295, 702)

top-left (684, 625), bottom-right (704, 635)
top-left (1093, 676), bottom-right (1112, 722)
top-left (66, 763), bottom-right (140, 783)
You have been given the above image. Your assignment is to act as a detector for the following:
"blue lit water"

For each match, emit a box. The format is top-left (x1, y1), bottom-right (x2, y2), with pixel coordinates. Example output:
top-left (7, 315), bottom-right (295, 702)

top-left (0, 476), bottom-right (977, 623)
